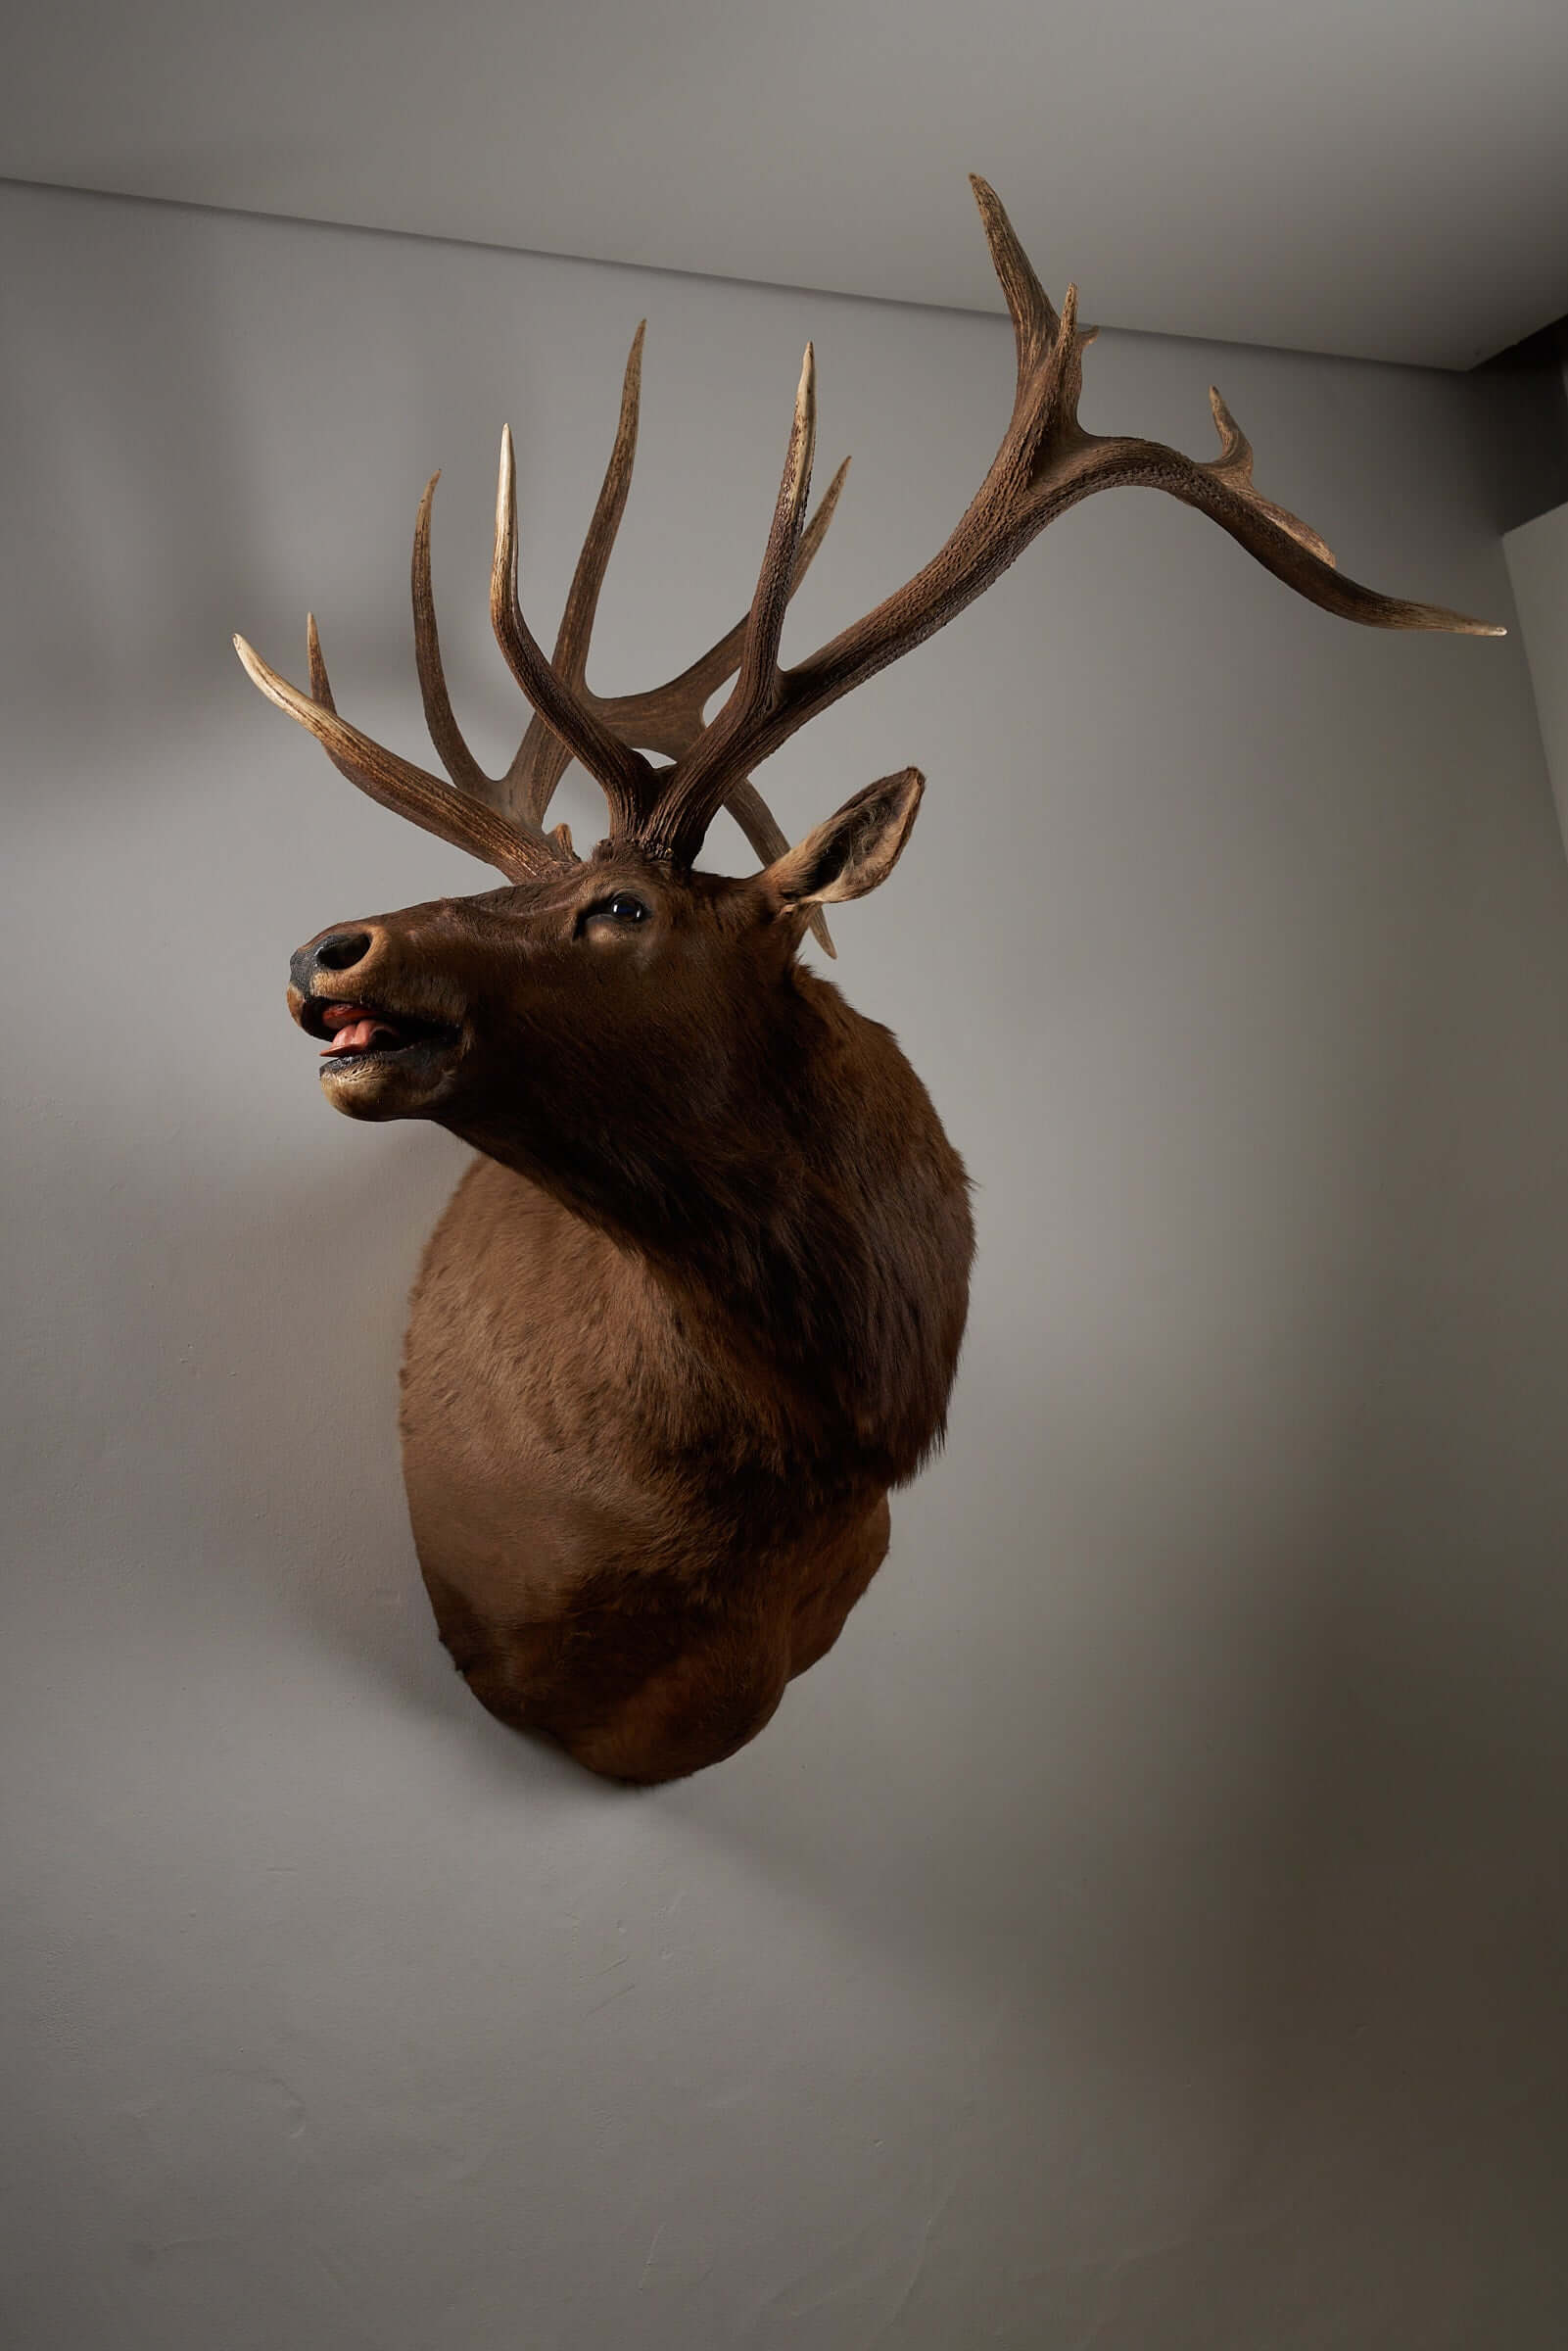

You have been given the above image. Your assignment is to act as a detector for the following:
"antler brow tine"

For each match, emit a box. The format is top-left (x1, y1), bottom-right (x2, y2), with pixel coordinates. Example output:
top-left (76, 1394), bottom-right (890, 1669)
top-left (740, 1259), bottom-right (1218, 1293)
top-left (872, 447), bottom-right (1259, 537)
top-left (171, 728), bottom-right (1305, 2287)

top-left (232, 626), bottom-right (566, 881)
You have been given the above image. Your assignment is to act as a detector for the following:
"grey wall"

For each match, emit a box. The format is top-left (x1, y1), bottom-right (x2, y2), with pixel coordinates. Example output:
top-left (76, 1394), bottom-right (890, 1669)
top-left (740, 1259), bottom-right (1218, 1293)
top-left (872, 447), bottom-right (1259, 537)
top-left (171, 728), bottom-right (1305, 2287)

top-left (5, 181), bottom-right (1568, 2349)
top-left (1506, 500), bottom-right (1568, 862)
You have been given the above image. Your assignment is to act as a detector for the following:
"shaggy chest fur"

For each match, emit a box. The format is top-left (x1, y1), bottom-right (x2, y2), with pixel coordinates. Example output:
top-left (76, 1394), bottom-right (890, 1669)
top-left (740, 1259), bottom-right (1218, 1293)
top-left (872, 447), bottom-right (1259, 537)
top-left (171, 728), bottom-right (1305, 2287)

top-left (397, 997), bottom-right (973, 1782)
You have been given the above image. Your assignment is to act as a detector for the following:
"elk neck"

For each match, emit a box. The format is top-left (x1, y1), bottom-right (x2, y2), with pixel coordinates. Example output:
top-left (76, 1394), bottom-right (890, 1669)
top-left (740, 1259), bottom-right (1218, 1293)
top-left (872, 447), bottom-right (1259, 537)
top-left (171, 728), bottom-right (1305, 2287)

top-left (441, 958), bottom-right (974, 1491)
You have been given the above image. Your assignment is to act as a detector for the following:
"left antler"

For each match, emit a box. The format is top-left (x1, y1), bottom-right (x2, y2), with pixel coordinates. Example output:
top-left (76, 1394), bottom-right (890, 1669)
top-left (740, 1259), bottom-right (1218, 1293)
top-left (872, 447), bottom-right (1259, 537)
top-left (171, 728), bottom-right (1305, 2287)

top-left (232, 619), bottom-right (571, 881)
top-left (639, 174), bottom-right (1502, 866)
top-left (241, 324), bottom-right (848, 939)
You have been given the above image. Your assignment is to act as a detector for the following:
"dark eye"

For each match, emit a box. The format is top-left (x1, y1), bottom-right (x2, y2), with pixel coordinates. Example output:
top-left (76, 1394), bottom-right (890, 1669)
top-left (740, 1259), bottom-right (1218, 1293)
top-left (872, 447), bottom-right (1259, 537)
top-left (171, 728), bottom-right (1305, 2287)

top-left (596, 891), bottom-right (648, 924)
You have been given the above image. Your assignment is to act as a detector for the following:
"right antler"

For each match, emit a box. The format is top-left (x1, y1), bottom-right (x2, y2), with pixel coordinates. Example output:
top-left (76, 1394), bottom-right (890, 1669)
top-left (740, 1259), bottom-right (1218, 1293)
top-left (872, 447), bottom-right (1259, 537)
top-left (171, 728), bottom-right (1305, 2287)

top-left (636, 175), bottom-right (1503, 866)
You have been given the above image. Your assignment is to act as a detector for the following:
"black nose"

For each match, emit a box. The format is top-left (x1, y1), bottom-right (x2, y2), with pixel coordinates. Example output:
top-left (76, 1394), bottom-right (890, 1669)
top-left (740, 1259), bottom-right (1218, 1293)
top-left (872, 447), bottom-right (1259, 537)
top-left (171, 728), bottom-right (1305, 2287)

top-left (291, 929), bottom-right (372, 995)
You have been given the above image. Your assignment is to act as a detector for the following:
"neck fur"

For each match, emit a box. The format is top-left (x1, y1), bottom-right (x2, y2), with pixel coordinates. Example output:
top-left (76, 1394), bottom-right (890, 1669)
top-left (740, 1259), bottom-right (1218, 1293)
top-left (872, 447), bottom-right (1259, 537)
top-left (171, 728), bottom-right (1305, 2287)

top-left (446, 970), bottom-right (974, 1489)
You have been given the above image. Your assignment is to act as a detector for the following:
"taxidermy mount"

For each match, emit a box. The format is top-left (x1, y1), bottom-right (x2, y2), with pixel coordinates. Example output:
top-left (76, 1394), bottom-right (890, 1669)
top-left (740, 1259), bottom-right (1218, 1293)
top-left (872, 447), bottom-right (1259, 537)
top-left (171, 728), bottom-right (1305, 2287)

top-left (236, 176), bottom-right (1498, 1784)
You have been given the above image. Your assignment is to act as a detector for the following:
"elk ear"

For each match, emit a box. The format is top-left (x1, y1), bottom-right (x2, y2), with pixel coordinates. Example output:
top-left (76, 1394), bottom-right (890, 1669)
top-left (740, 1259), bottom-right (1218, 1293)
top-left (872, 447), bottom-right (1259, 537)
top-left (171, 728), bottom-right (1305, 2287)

top-left (760, 768), bottom-right (925, 912)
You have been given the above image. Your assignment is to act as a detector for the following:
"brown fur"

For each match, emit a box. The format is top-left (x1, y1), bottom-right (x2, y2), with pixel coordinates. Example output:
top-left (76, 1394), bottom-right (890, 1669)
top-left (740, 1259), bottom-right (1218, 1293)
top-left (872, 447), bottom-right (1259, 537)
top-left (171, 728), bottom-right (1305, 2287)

top-left (292, 839), bottom-right (973, 1783)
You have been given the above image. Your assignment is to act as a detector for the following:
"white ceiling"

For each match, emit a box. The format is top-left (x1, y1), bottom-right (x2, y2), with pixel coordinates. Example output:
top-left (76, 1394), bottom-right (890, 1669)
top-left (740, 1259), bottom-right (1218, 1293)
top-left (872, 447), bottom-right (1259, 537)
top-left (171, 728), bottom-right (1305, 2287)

top-left (4, 0), bottom-right (1565, 370)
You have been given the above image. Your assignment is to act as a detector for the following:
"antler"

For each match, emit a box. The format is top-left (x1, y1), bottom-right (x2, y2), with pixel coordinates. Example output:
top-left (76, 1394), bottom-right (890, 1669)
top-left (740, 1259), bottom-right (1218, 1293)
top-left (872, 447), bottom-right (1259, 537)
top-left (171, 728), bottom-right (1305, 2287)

top-left (237, 177), bottom-right (1499, 894)
top-left (233, 322), bottom-right (847, 904)
top-left (232, 420), bottom-right (637, 879)
top-left (638, 175), bottom-right (1502, 866)
top-left (345, 321), bottom-right (846, 926)
top-left (388, 342), bottom-right (662, 834)
top-left (409, 323), bottom-right (846, 942)
top-left (419, 324), bottom-right (847, 841)
top-left (231, 620), bottom-right (571, 882)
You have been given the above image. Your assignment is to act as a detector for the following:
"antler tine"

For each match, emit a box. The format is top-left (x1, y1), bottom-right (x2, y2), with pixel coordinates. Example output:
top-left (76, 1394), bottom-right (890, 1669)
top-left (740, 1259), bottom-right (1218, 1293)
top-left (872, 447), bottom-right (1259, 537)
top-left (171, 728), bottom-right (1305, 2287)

top-left (500, 336), bottom-right (846, 834)
top-left (594, 456), bottom-right (850, 761)
top-left (732, 344), bottom-right (819, 710)
top-left (503, 322), bottom-right (647, 830)
top-left (584, 454), bottom-right (848, 951)
top-left (554, 321), bottom-right (647, 695)
top-left (638, 176), bottom-right (1500, 868)
top-left (410, 471), bottom-right (505, 807)
top-left (491, 421), bottom-right (660, 840)
top-left (409, 323), bottom-right (662, 830)
top-left (641, 347), bottom-right (817, 859)
top-left (969, 170), bottom-right (1063, 392)
top-left (233, 622), bottom-right (569, 882)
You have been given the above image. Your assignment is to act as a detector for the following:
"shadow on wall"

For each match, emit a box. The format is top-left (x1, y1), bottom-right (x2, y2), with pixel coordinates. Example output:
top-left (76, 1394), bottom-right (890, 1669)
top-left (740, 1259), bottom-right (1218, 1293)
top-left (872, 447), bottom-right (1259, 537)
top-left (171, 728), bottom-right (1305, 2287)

top-left (2, 188), bottom-right (276, 726)
top-left (0, 183), bottom-right (621, 832)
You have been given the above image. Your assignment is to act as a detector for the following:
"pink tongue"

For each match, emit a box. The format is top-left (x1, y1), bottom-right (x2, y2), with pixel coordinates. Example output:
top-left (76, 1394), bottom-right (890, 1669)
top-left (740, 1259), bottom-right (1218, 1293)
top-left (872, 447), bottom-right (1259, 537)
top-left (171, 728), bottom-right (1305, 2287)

top-left (325, 1017), bottom-right (390, 1054)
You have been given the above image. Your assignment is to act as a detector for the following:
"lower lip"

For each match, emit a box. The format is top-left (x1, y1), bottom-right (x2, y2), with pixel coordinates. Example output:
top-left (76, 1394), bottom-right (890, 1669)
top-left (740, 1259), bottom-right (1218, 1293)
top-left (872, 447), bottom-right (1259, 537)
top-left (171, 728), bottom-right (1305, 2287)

top-left (320, 1037), bottom-right (455, 1076)
top-left (321, 1047), bottom-right (406, 1073)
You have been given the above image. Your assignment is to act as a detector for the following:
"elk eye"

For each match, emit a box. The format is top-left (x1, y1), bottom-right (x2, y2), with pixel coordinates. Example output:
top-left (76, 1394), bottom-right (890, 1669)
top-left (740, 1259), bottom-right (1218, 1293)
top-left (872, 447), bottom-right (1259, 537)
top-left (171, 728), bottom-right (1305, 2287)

top-left (601, 892), bottom-right (648, 923)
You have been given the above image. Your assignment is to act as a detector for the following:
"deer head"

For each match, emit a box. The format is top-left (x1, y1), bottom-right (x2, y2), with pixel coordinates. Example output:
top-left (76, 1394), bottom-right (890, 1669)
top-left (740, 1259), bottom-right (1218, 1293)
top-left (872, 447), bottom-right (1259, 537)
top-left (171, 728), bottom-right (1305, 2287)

top-left (238, 177), bottom-right (1498, 1160)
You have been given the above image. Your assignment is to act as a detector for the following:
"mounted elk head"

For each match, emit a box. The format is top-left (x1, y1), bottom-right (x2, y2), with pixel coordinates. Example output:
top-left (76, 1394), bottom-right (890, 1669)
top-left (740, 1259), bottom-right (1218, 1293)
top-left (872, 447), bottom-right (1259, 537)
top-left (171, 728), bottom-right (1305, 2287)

top-left (235, 178), bottom-right (1498, 1784)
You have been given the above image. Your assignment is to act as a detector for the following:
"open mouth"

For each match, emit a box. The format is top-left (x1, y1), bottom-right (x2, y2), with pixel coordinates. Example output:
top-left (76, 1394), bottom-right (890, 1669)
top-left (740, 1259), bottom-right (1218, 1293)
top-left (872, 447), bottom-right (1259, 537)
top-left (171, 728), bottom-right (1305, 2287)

top-left (301, 998), bottom-right (460, 1075)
